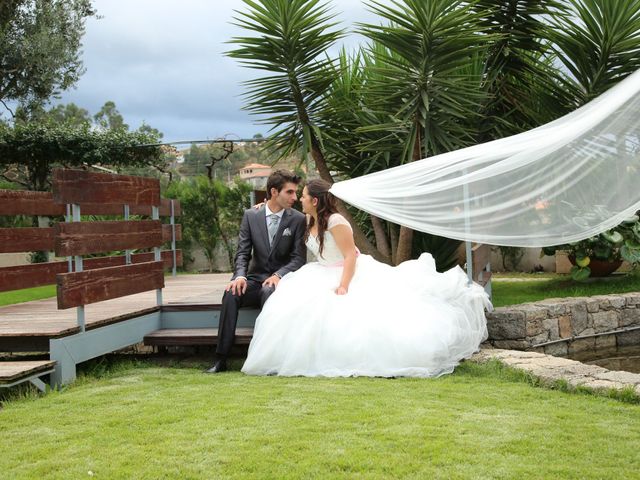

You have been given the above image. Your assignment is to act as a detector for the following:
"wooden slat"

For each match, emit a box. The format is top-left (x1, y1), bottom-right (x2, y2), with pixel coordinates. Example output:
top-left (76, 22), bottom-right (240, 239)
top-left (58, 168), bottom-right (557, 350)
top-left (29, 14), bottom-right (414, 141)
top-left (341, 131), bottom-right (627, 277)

top-left (0, 261), bottom-right (67, 292)
top-left (56, 261), bottom-right (165, 309)
top-left (0, 190), bottom-right (65, 216)
top-left (476, 271), bottom-right (493, 287)
top-left (0, 250), bottom-right (181, 293)
top-left (54, 220), bottom-right (162, 256)
top-left (0, 192), bottom-right (179, 217)
top-left (162, 224), bottom-right (182, 242)
top-left (82, 250), bottom-right (182, 270)
top-left (52, 169), bottom-right (160, 206)
top-left (0, 227), bottom-right (54, 253)
top-left (144, 328), bottom-right (253, 346)
top-left (0, 360), bottom-right (56, 383)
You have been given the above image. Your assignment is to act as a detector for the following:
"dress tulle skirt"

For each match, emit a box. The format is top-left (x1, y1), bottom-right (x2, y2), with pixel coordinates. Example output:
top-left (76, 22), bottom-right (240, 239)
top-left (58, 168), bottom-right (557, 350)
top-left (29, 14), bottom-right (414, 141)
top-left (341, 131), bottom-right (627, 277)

top-left (241, 253), bottom-right (491, 378)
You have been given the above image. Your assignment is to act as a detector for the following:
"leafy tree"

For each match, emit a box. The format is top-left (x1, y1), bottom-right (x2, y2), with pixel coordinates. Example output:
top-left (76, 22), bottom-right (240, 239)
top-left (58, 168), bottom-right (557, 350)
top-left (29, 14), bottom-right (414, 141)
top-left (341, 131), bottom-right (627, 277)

top-left (94, 101), bottom-right (129, 131)
top-left (230, 0), bottom-right (640, 268)
top-left (0, 121), bottom-right (162, 191)
top-left (0, 0), bottom-right (96, 114)
top-left (227, 0), bottom-right (386, 261)
top-left (165, 177), bottom-right (251, 271)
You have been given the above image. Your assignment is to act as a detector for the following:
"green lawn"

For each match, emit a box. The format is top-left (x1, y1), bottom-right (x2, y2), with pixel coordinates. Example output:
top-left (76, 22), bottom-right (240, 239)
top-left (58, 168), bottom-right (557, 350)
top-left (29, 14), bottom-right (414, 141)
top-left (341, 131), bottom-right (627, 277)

top-left (0, 285), bottom-right (56, 306)
top-left (492, 270), bottom-right (640, 307)
top-left (1, 359), bottom-right (639, 479)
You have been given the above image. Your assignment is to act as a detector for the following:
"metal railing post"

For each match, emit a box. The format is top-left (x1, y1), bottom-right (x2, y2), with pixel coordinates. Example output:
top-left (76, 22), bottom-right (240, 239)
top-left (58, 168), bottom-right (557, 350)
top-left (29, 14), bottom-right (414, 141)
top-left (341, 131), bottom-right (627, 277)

top-left (72, 203), bottom-right (85, 332)
top-left (152, 205), bottom-right (163, 306)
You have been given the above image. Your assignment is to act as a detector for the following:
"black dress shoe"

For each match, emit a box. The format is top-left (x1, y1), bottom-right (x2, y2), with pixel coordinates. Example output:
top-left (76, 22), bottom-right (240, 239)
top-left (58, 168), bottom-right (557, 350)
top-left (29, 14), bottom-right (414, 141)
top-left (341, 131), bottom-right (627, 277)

top-left (206, 360), bottom-right (228, 374)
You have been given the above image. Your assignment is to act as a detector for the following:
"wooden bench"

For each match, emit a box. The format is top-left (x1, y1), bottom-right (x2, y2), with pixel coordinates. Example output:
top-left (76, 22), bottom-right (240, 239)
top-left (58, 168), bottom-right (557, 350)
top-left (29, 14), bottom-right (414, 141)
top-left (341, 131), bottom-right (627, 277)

top-left (0, 360), bottom-right (56, 391)
top-left (0, 168), bottom-right (183, 387)
top-left (144, 328), bottom-right (254, 346)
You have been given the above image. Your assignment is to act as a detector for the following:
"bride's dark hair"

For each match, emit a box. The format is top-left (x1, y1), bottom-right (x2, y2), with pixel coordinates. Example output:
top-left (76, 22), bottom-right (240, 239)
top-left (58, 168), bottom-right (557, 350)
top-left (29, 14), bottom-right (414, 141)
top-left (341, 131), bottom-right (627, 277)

top-left (304, 179), bottom-right (338, 256)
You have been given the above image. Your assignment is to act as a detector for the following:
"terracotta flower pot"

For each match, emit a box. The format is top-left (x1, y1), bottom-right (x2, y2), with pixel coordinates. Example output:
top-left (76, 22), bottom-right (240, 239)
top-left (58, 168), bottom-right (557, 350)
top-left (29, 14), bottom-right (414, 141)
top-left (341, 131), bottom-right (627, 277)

top-left (568, 256), bottom-right (622, 277)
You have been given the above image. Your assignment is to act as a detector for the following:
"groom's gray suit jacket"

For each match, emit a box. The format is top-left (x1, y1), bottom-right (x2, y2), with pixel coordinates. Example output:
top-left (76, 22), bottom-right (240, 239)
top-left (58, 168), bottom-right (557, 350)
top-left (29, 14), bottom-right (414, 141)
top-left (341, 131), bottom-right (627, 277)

top-left (232, 205), bottom-right (306, 283)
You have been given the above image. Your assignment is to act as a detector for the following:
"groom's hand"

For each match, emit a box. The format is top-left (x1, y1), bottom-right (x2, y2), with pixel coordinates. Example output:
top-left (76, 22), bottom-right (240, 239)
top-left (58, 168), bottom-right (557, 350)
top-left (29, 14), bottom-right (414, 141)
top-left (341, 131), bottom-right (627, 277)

top-left (262, 275), bottom-right (280, 289)
top-left (227, 277), bottom-right (247, 296)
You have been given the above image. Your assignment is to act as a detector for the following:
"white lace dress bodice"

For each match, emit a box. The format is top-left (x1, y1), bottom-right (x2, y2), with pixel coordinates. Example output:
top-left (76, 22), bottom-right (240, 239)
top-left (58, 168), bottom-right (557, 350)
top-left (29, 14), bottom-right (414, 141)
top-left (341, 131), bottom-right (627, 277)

top-left (305, 213), bottom-right (352, 265)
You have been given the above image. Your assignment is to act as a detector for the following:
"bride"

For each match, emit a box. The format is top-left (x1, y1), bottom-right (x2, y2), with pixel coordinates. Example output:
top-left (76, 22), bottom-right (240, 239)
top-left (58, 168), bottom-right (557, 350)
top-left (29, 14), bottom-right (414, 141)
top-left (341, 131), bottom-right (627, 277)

top-left (241, 179), bottom-right (491, 378)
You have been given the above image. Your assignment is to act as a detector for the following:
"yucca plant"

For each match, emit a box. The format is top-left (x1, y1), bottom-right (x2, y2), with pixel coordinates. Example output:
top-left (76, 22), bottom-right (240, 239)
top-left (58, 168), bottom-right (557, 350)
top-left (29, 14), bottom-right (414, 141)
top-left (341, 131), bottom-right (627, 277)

top-left (227, 0), bottom-right (384, 261)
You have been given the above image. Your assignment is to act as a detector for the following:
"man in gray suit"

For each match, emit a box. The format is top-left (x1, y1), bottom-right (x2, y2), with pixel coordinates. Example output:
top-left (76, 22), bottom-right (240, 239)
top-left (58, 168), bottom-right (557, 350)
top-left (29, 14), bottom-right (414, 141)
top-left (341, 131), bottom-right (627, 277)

top-left (207, 170), bottom-right (306, 373)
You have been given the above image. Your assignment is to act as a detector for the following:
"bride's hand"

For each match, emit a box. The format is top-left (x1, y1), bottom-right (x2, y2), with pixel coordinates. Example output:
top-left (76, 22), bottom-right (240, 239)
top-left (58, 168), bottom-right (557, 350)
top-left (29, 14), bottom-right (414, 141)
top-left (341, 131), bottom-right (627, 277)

top-left (335, 286), bottom-right (348, 295)
top-left (252, 200), bottom-right (266, 209)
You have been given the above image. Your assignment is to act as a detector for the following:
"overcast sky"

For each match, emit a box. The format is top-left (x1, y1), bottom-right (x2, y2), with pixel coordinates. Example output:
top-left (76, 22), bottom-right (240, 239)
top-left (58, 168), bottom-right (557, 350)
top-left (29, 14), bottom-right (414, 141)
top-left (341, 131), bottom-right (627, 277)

top-left (47, 0), bottom-right (384, 144)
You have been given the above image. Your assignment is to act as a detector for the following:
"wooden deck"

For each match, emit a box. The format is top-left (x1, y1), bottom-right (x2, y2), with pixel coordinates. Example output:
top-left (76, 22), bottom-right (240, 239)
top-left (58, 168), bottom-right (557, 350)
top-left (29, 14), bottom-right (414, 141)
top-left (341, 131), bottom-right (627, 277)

top-left (0, 360), bottom-right (56, 384)
top-left (0, 273), bottom-right (231, 339)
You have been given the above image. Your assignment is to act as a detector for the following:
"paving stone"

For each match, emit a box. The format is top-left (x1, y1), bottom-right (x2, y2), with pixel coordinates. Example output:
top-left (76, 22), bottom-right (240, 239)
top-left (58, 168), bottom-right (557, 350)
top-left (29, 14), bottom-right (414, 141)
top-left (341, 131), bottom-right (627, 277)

top-left (594, 370), bottom-right (640, 385)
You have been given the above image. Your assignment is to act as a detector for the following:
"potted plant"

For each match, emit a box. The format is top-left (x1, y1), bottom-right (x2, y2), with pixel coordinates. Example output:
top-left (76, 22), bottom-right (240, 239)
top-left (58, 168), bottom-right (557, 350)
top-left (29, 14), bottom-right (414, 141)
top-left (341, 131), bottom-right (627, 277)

top-left (541, 214), bottom-right (640, 281)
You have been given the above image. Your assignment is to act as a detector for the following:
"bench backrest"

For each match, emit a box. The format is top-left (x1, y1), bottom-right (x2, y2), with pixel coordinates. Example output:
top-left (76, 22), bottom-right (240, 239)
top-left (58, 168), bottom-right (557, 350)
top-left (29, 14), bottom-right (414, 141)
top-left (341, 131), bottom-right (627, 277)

top-left (0, 170), bottom-right (182, 306)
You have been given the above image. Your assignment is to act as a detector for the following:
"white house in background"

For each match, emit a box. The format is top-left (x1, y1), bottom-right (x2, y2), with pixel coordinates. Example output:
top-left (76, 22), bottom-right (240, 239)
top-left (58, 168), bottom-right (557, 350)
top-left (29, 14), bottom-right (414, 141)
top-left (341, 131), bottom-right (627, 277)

top-left (239, 163), bottom-right (272, 189)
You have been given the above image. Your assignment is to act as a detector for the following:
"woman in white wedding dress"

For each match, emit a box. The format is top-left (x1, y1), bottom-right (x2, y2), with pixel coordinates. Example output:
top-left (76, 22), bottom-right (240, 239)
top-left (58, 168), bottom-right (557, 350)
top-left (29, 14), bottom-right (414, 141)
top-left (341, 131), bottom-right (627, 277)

top-left (241, 179), bottom-right (491, 378)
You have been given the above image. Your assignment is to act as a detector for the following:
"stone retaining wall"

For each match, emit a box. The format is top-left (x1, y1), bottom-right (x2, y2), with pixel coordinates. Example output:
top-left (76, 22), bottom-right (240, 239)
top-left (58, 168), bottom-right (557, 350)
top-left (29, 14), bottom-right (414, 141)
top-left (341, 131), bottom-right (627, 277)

top-left (486, 293), bottom-right (640, 358)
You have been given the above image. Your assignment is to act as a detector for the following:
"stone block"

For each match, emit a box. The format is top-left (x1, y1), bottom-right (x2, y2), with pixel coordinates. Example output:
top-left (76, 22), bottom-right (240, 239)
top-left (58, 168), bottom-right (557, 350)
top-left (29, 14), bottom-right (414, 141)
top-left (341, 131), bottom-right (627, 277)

top-left (492, 340), bottom-right (531, 350)
top-left (624, 294), bottom-right (640, 307)
top-left (486, 311), bottom-right (526, 340)
top-left (594, 334), bottom-right (617, 351)
top-left (617, 329), bottom-right (640, 347)
top-left (620, 309), bottom-right (640, 328)
top-left (538, 302), bottom-right (567, 316)
top-left (568, 337), bottom-right (595, 355)
top-left (598, 299), bottom-right (611, 310)
top-left (609, 297), bottom-right (627, 309)
top-left (570, 301), bottom-right (588, 334)
top-left (544, 342), bottom-right (568, 357)
top-left (590, 311), bottom-right (619, 333)
top-left (530, 331), bottom-right (550, 345)
top-left (521, 305), bottom-right (549, 321)
top-left (526, 318), bottom-right (545, 337)
top-left (543, 318), bottom-right (560, 340)
top-left (586, 299), bottom-right (600, 313)
top-left (558, 316), bottom-right (572, 338)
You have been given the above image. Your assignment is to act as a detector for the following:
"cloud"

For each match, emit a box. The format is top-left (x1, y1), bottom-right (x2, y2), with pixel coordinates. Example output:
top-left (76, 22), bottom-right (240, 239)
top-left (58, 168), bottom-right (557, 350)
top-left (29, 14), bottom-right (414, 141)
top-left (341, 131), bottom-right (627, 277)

top-left (48, 0), bottom-right (385, 143)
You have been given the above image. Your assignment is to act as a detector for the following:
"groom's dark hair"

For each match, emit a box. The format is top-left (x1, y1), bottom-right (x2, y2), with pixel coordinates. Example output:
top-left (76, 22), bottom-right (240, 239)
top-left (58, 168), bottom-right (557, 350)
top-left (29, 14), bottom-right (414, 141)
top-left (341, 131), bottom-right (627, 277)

top-left (266, 169), bottom-right (301, 199)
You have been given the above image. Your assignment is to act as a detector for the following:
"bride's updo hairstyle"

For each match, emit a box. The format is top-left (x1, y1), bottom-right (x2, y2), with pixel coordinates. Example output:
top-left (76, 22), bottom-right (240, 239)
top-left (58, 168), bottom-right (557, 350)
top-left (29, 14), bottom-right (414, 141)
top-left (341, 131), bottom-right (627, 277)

top-left (305, 179), bottom-right (337, 256)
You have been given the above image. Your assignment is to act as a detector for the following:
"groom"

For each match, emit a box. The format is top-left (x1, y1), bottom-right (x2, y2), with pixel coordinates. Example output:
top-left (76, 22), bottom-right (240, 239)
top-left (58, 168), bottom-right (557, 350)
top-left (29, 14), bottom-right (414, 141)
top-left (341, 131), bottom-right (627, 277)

top-left (207, 169), bottom-right (307, 373)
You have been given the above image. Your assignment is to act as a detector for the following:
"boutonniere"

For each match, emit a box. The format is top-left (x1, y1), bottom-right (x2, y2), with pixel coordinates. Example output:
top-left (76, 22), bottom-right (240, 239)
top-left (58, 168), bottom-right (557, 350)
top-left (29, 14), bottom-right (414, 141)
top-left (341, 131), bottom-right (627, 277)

top-left (282, 227), bottom-right (292, 236)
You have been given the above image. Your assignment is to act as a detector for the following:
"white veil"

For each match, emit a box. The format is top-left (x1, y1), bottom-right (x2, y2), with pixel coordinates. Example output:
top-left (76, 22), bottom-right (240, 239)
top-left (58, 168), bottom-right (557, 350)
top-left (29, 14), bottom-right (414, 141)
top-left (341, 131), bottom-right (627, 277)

top-left (330, 70), bottom-right (640, 247)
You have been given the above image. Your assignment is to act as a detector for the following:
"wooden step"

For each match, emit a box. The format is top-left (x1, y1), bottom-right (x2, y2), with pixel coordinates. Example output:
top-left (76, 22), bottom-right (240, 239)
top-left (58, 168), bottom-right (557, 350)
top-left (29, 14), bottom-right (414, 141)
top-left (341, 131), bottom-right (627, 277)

top-left (143, 328), bottom-right (254, 347)
top-left (0, 360), bottom-right (56, 390)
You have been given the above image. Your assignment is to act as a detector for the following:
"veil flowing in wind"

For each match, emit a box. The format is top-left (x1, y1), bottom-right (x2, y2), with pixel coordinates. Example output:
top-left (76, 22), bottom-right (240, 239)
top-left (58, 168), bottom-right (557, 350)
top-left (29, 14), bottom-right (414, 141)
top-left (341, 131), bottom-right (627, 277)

top-left (330, 70), bottom-right (640, 248)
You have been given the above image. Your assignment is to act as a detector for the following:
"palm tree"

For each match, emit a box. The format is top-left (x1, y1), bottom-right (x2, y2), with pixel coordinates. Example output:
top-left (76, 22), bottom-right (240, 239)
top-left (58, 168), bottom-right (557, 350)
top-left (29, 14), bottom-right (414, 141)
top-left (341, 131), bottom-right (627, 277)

top-left (227, 0), bottom-right (385, 260)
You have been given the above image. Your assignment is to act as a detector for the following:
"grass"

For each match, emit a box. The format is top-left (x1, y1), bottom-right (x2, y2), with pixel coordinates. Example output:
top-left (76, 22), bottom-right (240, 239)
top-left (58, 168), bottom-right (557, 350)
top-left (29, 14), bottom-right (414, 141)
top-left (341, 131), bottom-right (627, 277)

top-left (492, 270), bottom-right (640, 307)
top-left (0, 285), bottom-right (56, 306)
top-left (1, 358), bottom-right (639, 479)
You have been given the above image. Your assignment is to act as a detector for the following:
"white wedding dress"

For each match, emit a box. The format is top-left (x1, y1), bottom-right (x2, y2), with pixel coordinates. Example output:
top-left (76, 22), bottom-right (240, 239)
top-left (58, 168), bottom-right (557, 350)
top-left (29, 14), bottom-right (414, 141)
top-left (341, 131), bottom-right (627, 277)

top-left (241, 214), bottom-right (491, 378)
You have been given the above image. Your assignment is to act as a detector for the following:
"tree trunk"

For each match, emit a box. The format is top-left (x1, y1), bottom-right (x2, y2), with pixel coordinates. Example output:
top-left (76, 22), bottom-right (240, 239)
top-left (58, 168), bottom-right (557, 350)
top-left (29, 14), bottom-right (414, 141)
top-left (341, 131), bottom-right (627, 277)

top-left (371, 215), bottom-right (391, 259)
top-left (393, 126), bottom-right (422, 265)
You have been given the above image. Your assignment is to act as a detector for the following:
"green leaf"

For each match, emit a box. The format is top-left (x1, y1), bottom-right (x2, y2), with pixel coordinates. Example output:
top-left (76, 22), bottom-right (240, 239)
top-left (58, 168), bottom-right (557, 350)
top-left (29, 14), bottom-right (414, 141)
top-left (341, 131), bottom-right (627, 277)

top-left (570, 265), bottom-right (591, 282)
